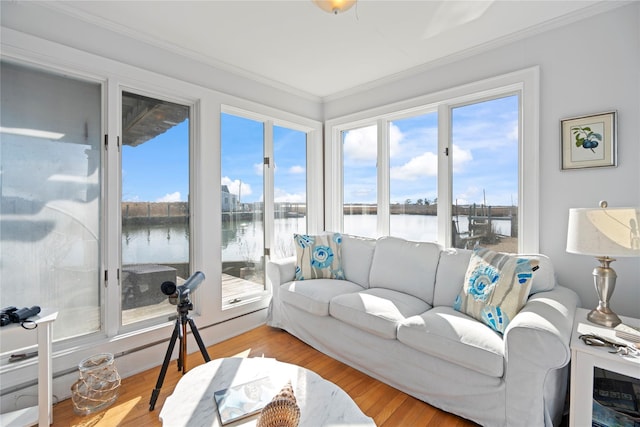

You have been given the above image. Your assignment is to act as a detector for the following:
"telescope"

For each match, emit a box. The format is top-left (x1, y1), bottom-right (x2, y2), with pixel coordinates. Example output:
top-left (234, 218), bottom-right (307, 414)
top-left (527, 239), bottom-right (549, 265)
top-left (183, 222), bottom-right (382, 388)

top-left (150, 271), bottom-right (210, 410)
top-left (161, 271), bottom-right (205, 305)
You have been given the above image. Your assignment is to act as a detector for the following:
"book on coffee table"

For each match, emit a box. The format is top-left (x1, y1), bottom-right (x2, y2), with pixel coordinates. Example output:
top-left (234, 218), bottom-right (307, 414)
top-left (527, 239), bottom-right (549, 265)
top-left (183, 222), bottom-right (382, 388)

top-left (214, 376), bottom-right (277, 425)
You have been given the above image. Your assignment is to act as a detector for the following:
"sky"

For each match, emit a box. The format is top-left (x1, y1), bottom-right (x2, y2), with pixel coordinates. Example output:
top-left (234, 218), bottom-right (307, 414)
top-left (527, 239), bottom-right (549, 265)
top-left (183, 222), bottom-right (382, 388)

top-left (122, 95), bottom-right (518, 207)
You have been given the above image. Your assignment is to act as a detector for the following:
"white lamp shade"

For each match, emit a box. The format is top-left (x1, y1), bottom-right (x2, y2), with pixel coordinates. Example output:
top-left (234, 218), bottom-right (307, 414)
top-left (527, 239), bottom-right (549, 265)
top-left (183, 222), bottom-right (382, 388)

top-left (567, 207), bottom-right (640, 257)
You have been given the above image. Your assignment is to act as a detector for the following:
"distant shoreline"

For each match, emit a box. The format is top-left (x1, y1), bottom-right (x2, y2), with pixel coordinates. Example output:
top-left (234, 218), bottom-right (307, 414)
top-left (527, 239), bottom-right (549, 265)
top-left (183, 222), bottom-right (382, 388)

top-left (121, 201), bottom-right (517, 220)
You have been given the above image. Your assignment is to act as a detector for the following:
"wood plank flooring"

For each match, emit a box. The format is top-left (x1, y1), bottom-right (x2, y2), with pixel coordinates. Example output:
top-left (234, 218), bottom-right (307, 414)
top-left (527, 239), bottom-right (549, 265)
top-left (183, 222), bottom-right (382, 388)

top-left (51, 325), bottom-right (479, 427)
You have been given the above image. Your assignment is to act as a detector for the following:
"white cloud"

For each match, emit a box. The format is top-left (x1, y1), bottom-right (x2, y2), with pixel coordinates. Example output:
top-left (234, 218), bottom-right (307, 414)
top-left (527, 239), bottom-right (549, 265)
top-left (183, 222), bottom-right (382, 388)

top-left (454, 185), bottom-right (482, 206)
top-left (452, 144), bottom-right (473, 172)
top-left (343, 125), bottom-right (377, 162)
top-left (388, 123), bottom-right (402, 157)
top-left (156, 192), bottom-right (181, 202)
top-left (253, 162), bottom-right (264, 175)
top-left (221, 176), bottom-right (252, 198)
top-left (274, 188), bottom-right (306, 203)
top-left (343, 124), bottom-right (403, 163)
top-left (389, 143), bottom-right (471, 180)
top-left (390, 151), bottom-right (438, 180)
top-left (507, 122), bottom-right (519, 141)
top-left (289, 165), bottom-right (305, 174)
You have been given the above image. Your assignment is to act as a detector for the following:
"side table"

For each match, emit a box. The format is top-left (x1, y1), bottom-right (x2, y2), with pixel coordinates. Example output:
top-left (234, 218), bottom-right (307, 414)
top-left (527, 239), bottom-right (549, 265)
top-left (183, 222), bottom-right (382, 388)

top-left (0, 308), bottom-right (58, 427)
top-left (569, 307), bottom-right (640, 426)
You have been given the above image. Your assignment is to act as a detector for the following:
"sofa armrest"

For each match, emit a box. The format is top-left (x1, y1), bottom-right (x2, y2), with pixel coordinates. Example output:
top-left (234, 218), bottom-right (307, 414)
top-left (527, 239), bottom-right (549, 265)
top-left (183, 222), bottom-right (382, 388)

top-left (265, 256), bottom-right (296, 328)
top-left (503, 285), bottom-right (580, 426)
top-left (266, 256), bottom-right (296, 298)
top-left (504, 285), bottom-right (580, 368)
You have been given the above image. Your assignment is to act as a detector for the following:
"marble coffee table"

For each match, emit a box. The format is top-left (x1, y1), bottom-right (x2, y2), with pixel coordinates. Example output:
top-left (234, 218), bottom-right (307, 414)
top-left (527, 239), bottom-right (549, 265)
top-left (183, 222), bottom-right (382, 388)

top-left (159, 357), bottom-right (376, 426)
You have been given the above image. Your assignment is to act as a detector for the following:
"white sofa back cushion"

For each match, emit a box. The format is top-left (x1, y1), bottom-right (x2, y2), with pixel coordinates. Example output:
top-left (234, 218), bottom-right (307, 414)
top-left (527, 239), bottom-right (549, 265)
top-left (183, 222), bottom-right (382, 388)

top-left (341, 234), bottom-right (377, 288)
top-left (433, 248), bottom-right (472, 307)
top-left (514, 253), bottom-right (556, 294)
top-left (369, 236), bottom-right (442, 305)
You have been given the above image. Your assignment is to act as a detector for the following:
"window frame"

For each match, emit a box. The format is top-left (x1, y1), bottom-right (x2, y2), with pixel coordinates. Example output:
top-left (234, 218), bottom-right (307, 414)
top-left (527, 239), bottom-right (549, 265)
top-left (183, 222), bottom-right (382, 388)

top-left (219, 104), bottom-right (323, 308)
top-left (325, 67), bottom-right (540, 253)
top-left (114, 86), bottom-right (197, 333)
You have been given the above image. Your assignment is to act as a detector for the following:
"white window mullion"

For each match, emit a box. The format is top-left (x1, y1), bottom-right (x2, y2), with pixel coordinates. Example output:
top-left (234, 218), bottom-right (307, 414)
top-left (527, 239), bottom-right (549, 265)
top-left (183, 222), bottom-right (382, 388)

top-left (104, 79), bottom-right (121, 337)
top-left (306, 128), bottom-right (324, 234)
top-left (520, 68), bottom-right (540, 253)
top-left (377, 119), bottom-right (390, 237)
top-left (324, 127), bottom-right (344, 233)
top-left (264, 120), bottom-right (274, 257)
top-left (437, 104), bottom-right (452, 248)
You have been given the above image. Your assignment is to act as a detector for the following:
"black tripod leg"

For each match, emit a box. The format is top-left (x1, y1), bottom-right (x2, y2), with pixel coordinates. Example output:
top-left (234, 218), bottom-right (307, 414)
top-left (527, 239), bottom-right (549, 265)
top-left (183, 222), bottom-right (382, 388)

top-left (149, 320), bottom-right (180, 411)
top-left (177, 318), bottom-right (185, 372)
top-left (188, 317), bottom-right (211, 363)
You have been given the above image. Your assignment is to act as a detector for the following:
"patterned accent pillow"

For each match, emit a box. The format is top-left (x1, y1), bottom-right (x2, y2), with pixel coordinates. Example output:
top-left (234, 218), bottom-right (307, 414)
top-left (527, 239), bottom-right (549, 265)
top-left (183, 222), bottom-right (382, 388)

top-left (453, 247), bottom-right (535, 334)
top-left (294, 233), bottom-right (345, 280)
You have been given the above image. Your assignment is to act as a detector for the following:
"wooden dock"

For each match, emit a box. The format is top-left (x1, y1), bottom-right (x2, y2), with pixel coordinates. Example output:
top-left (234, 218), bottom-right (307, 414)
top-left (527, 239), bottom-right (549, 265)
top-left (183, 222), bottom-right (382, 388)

top-left (121, 274), bottom-right (265, 324)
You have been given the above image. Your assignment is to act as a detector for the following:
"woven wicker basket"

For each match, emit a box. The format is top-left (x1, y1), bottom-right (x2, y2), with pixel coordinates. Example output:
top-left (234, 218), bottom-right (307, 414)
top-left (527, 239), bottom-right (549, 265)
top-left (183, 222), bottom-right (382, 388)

top-left (71, 353), bottom-right (121, 415)
top-left (256, 381), bottom-right (300, 427)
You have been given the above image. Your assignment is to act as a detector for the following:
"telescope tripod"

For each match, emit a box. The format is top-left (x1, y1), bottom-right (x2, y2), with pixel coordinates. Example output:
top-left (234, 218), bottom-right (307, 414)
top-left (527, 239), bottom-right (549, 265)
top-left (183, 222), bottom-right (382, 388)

top-left (149, 299), bottom-right (210, 411)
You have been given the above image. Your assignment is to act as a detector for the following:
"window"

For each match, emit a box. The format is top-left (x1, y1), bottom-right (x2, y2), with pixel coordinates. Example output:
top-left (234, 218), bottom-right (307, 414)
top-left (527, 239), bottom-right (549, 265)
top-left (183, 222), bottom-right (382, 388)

top-left (451, 96), bottom-right (519, 252)
top-left (220, 108), bottom-right (316, 306)
top-left (273, 124), bottom-right (307, 258)
top-left (325, 68), bottom-right (539, 253)
top-left (389, 112), bottom-right (438, 241)
top-left (342, 125), bottom-right (377, 238)
top-left (120, 92), bottom-right (191, 325)
top-left (0, 61), bottom-right (102, 344)
top-left (220, 112), bottom-right (266, 305)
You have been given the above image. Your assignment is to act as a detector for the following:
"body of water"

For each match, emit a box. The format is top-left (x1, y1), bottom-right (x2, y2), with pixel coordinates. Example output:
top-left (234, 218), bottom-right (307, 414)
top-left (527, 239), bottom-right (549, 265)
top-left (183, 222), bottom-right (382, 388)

top-left (122, 214), bottom-right (513, 264)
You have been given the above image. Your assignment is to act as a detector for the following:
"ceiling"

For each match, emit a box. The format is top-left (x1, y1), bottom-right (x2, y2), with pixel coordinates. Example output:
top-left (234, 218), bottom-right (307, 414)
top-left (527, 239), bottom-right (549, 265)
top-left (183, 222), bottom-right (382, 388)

top-left (2, 0), bottom-right (620, 99)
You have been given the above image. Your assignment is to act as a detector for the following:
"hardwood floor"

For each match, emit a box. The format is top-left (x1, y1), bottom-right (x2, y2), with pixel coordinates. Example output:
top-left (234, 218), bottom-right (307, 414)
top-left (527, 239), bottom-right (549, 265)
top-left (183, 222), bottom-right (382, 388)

top-left (51, 325), bottom-right (479, 426)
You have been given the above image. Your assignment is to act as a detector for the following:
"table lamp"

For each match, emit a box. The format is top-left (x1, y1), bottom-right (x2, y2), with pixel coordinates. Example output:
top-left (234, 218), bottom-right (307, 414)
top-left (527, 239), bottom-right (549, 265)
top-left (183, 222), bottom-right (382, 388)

top-left (566, 201), bottom-right (640, 327)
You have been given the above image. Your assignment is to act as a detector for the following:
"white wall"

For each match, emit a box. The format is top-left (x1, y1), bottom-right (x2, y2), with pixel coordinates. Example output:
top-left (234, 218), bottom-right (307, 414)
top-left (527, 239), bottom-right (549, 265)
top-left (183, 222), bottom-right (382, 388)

top-left (325, 3), bottom-right (640, 318)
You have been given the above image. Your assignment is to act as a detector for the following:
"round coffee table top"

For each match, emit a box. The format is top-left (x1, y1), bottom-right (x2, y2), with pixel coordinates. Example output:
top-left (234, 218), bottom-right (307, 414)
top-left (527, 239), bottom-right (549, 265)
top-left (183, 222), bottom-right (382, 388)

top-left (159, 357), bottom-right (375, 426)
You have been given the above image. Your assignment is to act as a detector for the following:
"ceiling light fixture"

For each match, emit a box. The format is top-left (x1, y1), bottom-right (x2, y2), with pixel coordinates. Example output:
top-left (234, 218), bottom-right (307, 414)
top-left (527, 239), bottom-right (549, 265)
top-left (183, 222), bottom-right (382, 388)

top-left (313, 0), bottom-right (356, 15)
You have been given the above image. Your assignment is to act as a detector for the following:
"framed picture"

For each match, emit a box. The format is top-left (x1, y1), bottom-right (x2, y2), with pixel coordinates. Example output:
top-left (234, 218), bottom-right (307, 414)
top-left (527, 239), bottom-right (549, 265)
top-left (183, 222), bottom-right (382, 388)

top-left (561, 111), bottom-right (617, 170)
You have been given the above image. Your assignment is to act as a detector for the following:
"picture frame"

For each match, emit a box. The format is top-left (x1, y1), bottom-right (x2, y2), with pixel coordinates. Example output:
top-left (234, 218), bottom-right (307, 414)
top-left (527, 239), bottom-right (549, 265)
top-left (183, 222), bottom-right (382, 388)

top-left (561, 111), bottom-right (617, 170)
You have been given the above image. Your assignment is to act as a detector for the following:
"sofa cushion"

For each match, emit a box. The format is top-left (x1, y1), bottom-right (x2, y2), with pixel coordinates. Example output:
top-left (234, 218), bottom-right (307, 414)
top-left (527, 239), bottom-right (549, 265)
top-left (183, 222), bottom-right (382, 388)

top-left (368, 236), bottom-right (441, 304)
top-left (433, 248), bottom-right (473, 307)
top-left (510, 253), bottom-right (555, 294)
top-left (397, 306), bottom-right (505, 378)
top-left (453, 248), bottom-right (535, 334)
top-left (341, 234), bottom-right (376, 288)
top-left (294, 233), bottom-right (345, 280)
top-left (329, 288), bottom-right (431, 339)
top-left (280, 279), bottom-right (364, 316)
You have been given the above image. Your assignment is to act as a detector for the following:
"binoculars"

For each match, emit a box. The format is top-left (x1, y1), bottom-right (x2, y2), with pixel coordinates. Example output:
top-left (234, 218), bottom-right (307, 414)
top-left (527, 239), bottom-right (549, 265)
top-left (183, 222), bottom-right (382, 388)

top-left (0, 306), bottom-right (41, 326)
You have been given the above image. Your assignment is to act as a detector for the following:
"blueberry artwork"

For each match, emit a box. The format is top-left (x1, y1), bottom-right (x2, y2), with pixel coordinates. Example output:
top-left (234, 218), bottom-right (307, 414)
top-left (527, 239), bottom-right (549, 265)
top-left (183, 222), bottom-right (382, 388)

top-left (572, 125), bottom-right (602, 153)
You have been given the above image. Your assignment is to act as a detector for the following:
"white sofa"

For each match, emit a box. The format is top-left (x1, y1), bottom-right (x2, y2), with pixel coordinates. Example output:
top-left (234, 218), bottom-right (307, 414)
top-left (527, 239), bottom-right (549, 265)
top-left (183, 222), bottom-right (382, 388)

top-left (266, 235), bottom-right (580, 427)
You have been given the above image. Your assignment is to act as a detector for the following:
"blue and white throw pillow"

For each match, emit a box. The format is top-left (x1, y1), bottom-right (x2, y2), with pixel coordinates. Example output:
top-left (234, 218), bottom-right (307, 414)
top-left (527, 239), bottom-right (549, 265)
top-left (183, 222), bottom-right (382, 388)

top-left (453, 247), bottom-right (535, 334)
top-left (294, 233), bottom-right (345, 280)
